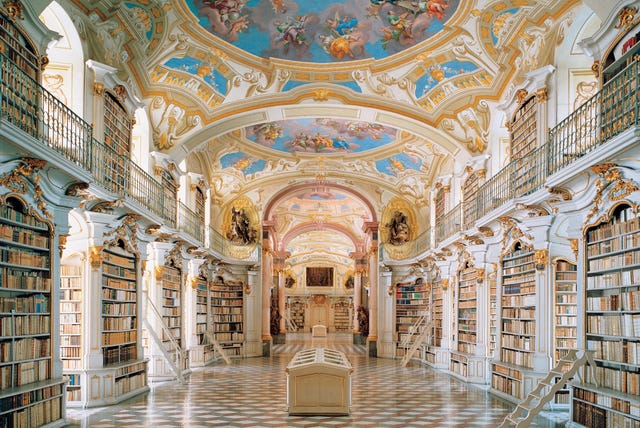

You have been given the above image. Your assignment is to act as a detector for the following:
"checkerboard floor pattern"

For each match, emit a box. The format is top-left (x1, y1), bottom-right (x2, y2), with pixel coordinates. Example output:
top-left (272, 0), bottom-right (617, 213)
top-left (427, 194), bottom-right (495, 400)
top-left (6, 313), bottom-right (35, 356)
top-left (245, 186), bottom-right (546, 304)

top-left (65, 337), bottom-right (567, 427)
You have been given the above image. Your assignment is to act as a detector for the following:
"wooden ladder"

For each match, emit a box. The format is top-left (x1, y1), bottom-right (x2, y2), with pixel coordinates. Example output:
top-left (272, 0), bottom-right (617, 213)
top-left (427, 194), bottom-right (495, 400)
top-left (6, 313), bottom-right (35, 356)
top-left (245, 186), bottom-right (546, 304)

top-left (400, 309), bottom-right (433, 367)
top-left (498, 349), bottom-right (597, 427)
top-left (204, 330), bottom-right (232, 365)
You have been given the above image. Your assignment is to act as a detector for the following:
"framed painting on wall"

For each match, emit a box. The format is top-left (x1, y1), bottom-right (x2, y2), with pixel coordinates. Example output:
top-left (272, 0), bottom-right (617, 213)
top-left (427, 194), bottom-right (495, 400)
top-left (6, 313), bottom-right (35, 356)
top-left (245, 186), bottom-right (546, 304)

top-left (306, 267), bottom-right (333, 287)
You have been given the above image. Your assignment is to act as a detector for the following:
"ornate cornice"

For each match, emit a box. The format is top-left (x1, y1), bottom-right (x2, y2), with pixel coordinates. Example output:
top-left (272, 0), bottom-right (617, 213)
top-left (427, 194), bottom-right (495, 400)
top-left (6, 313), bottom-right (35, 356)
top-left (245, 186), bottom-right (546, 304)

top-left (0, 158), bottom-right (51, 218)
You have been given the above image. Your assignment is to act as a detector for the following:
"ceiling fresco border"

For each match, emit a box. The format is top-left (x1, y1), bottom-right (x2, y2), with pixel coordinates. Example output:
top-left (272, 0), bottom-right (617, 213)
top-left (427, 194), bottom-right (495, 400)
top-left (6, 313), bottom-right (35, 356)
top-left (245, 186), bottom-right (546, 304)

top-left (169, 0), bottom-right (475, 75)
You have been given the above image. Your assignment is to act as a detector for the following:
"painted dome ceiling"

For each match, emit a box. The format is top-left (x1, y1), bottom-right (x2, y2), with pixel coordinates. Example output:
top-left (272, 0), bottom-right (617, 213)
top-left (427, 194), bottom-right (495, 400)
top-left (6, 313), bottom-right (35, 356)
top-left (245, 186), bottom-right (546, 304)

top-left (186, 0), bottom-right (461, 63)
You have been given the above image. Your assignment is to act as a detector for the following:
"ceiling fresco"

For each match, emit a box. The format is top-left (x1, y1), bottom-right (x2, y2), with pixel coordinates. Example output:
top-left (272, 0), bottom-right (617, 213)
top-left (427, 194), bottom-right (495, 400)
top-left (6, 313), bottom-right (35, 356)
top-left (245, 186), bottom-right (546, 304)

top-left (219, 152), bottom-right (267, 175)
top-left (245, 118), bottom-right (397, 154)
top-left (186, 0), bottom-right (460, 63)
top-left (375, 153), bottom-right (422, 176)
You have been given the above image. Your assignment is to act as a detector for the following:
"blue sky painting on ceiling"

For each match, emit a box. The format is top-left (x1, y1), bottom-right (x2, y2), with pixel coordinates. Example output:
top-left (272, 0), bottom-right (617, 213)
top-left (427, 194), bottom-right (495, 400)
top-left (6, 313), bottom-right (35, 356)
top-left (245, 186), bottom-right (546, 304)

top-left (376, 153), bottom-right (422, 176)
top-left (246, 118), bottom-right (397, 154)
top-left (164, 57), bottom-right (228, 95)
top-left (220, 152), bottom-right (266, 175)
top-left (415, 59), bottom-right (478, 97)
top-left (187, 0), bottom-right (460, 63)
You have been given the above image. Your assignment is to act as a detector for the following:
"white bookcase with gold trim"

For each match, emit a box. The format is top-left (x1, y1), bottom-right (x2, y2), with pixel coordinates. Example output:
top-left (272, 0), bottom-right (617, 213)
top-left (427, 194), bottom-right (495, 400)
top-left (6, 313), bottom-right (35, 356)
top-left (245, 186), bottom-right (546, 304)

top-left (0, 195), bottom-right (65, 427)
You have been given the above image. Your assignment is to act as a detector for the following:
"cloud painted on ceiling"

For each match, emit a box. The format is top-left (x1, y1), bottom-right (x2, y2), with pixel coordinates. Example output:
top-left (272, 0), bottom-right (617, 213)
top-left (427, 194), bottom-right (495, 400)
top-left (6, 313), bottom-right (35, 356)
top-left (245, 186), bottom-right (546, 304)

top-left (282, 80), bottom-right (362, 93)
top-left (415, 59), bottom-right (479, 97)
top-left (187, 0), bottom-right (460, 63)
top-left (220, 152), bottom-right (266, 175)
top-left (376, 153), bottom-right (422, 176)
top-left (246, 118), bottom-right (396, 153)
top-left (164, 56), bottom-right (228, 95)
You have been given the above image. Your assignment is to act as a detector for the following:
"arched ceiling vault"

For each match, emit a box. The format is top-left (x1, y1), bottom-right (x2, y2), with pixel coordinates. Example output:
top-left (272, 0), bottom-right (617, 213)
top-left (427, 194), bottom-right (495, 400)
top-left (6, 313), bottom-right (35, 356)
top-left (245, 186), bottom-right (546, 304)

top-left (52, 0), bottom-right (584, 261)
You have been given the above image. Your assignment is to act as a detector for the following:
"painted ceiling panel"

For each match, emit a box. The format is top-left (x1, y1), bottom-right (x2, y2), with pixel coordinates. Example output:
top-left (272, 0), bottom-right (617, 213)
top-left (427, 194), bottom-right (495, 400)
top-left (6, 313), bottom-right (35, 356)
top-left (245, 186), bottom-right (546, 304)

top-left (186, 0), bottom-right (460, 63)
top-left (245, 118), bottom-right (397, 153)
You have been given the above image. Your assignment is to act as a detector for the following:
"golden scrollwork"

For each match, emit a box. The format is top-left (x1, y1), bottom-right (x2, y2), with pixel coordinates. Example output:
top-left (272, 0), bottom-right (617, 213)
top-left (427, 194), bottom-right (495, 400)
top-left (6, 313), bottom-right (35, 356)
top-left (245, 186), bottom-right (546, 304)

top-left (441, 278), bottom-right (449, 290)
top-left (534, 249), bottom-right (548, 271)
top-left (569, 238), bottom-right (578, 260)
top-left (615, 6), bottom-right (638, 30)
top-left (547, 186), bottom-right (572, 202)
top-left (155, 266), bottom-right (163, 281)
top-left (40, 56), bottom-right (49, 71)
top-left (516, 89), bottom-right (528, 106)
top-left (0, 158), bottom-right (51, 218)
top-left (3, 1), bottom-right (22, 19)
top-left (244, 284), bottom-right (252, 294)
top-left (89, 246), bottom-right (102, 269)
top-left (591, 60), bottom-right (600, 78)
top-left (311, 89), bottom-right (330, 101)
top-left (476, 268), bottom-right (485, 284)
top-left (58, 234), bottom-right (69, 257)
top-left (477, 226), bottom-right (494, 237)
top-left (113, 85), bottom-right (127, 104)
top-left (536, 87), bottom-right (548, 102)
top-left (93, 83), bottom-right (104, 96)
top-left (187, 275), bottom-right (197, 289)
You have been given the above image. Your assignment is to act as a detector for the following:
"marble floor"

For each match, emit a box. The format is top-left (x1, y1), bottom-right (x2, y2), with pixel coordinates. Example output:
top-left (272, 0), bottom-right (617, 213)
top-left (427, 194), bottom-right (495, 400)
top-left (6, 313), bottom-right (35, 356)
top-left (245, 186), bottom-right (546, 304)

top-left (65, 335), bottom-right (568, 427)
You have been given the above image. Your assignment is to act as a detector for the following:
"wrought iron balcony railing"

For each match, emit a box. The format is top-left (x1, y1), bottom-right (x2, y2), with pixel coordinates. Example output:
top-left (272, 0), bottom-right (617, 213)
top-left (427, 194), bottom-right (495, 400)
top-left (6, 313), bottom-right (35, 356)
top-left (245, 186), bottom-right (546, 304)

top-left (178, 201), bottom-right (204, 244)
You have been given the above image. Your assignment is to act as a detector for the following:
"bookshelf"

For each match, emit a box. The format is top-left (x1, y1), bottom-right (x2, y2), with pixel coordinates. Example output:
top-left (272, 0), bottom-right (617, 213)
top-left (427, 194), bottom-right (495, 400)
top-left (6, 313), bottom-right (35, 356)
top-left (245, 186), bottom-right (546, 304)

top-left (489, 271), bottom-right (497, 355)
top-left (553, 259), bottom-right (577, 407)
top-left (288, 299), bottom-right (305, 332)
top-left (60, 262), bottom-right (82, 404)
top-left (395, 278), bottom-right (428, 358)
top-left (210, 279), bottom-right (244, 357)
top-left (191, 274), bottom-right (216, 366)
top-left (571, 204), bottom-right (640, 427)
top-left (425, 280), bottom-right (444, 365)
top-left (332, 299), bottom-right (351, 332)
top-left (102, 247), bottom-right (138, 367)
top-left (0, 196), bottom-right (65, 427)
top-left (451, 264), bottom-right (478, 377)
top-left (510, 94), bottom-right (538, 195)
top-left (491, 242), bottom-right (536, 402)
top-left (160, 265), bottom-right (183, 355)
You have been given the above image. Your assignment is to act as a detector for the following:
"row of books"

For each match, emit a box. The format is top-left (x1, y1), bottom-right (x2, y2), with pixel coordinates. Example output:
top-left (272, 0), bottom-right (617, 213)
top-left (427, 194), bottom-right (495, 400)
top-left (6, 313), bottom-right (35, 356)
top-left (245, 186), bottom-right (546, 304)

top-left (115, 371), bottom-right (146, 396)
top-left (102, 251), bottom-right (135, 268)
top-left (211, 298), bottom-right (242, 306)
top-left (60, 335), bottom-right (80, 346)
top-left (587, 269), bottom-right (640, 290)
top-left (60, 302), bottom-right (80, 313)
top-left (213, 314), bottom-right (242, 323)
top-left (587, 290), bottom-right (639, 310)
top-left (162, 306), bottom-right (180, 317)
top-left (502, 319), bottom-right (536, 335)
top-left (60, 314), bottom-right (81, 327)
top-left (0, 225), bottom-right (49, 249)
top-left (0, 359), bottom-right (49, 389)
top-left (1, 272), bottom-right (50, 292)
top-left (502, 294), bottom-right (536, 307)
top-left (556, 293), bottom-right (577, 304)
top-left (103, 316), bottom-right (136, 331)
top-left (0, 314), bottom-right (49, 336)
top-left (213, 332), bottom-right (243, 341)
top-left (587, 216), bottom-right (639, 242)
top-left (502, 253), bottom-right (534, 268)
top-left (575, 386), bottom-right (640, 418)
top-left (103, 344), bottom-right (137, 366)
top-left (458, 292), bottom-right (476, 301)
top-left (556, 315), bottom-right (577, 327)
top-left (210, 291), bottom-right (242, 298)
top-left (502, 307), bottom-right (535, 318)
top-left (115, 361), bottom-right (146, 378)
top-left (102, 331), bottom-right (137, 346)
top-left (502, 334), bottom-right (534, 350)
top-left (588, 339), bottom-right (639, 365)
top-left (491, 373), bottom-right (522, 398)
top-left (555, 338), bottom-right (577, 348)
top-left (103, 277), bottom-right (136, 291)
top-left (60, 346), bottom-right (81, 359)
top-left (0, 382), bottom-right (62, 411)
top-left (61, 289), bottom-right (81, 301)
top-left (0, 248), bottom-right (48, 268)
top-left (589, 250), bottom-right (640, 272)
top-left (502, 274), bottom-right (535, 285)
top-left (586, 365), bottom-right (640, 395)
top-left (103, 263), bottom-right (136, 280)
top-left (102, 302), bottom-right (136, 316)
top-left (0, 396), bottom-right (62, 427)
top-left (0, 204), bottom-right (47, 228)
top-left (0, 337), bottom-right (50, 361)
top-left (102, 288), bottom-right (136, 301)
top-left (586, 313), bottom-right (640, 336)
top-left (500, 348), bottom-right (534, 367)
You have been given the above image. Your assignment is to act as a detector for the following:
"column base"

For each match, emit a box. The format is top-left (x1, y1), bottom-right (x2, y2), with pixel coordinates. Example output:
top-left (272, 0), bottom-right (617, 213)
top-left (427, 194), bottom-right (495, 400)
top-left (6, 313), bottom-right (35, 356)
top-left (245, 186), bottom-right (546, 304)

top-left (273, 333), bottom-right (286, 344)
top-left (353, 333), bottom-right (366, 345)
top-left (367, 338), bottom-right (377, 357)
top-left (262, 339), bottom-right (272, 357)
